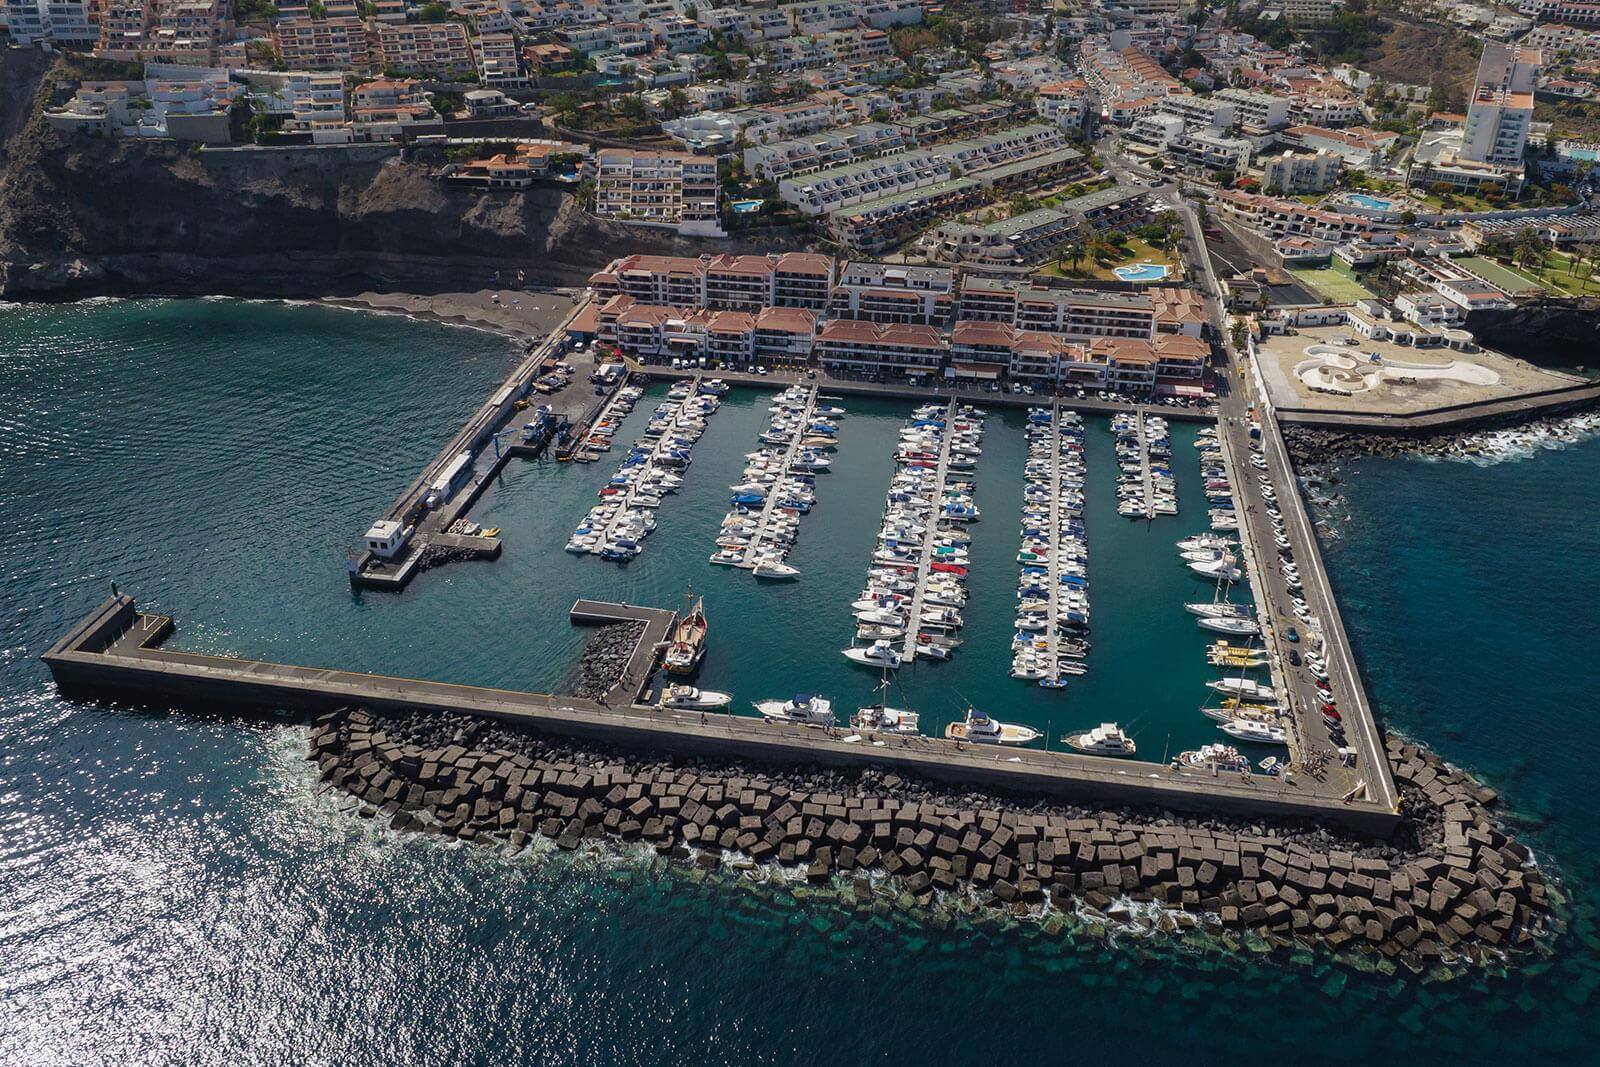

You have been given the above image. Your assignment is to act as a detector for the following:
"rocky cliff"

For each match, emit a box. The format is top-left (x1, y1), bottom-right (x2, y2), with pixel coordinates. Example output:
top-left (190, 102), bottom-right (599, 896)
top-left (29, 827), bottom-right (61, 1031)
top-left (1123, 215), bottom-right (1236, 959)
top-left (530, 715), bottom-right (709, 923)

top-left (0, 53), bottom-right (789, 300)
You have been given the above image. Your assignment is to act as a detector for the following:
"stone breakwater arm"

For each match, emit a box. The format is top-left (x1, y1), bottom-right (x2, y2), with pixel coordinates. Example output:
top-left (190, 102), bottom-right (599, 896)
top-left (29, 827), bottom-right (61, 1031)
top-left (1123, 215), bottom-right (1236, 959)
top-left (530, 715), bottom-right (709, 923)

top-left (310, 705), bottom-right (1553, 966)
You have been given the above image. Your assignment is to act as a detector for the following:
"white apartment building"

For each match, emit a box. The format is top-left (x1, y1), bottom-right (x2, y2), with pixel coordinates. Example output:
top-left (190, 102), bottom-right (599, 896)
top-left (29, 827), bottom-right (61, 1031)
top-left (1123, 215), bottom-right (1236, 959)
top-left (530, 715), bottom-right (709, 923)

top-left (593, 149), bottom-right (725, 236)
top-left (1155, 94), bottom-right (1238, 131)
top-left (1461, 43), bottom-right (1540, 165)
top-left (1171, 130), bottom-right (1253, 172)
top-left (743, 122), bottom-right (906, 180)
top-left (1215, 87), bottom-right (1291, 131)
top-left (1260, 149), bottom-right (1341, 194)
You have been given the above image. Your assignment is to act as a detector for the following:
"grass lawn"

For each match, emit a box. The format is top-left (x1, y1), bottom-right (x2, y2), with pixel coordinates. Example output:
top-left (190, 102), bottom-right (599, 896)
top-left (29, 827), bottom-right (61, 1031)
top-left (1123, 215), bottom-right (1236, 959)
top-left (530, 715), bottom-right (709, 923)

top-left (1524, 252), bottom-right (1600, 297)
top-left (1287, 266), bottom-right (1376, 303)
top-left (1414, 190), bottom-right (1503, 213)
top-left (1038, 237), bottom-right (1182, 281)
top-left (1454, 256), bottom-right (1548, 296)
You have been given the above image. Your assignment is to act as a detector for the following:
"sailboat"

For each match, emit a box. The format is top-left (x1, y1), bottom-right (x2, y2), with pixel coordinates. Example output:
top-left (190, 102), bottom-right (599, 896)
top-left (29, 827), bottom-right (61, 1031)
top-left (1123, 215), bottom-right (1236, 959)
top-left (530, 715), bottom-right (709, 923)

top-left (662, 591), bottom-right (708, 674)
top-left (852, 667), bottom-right (920, 736)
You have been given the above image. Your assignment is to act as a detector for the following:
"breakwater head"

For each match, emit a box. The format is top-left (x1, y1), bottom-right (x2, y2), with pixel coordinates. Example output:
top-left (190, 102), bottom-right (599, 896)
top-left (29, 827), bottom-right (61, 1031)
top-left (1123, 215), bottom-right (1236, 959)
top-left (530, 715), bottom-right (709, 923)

top-left (307, 701), bottom-right (1552, 970)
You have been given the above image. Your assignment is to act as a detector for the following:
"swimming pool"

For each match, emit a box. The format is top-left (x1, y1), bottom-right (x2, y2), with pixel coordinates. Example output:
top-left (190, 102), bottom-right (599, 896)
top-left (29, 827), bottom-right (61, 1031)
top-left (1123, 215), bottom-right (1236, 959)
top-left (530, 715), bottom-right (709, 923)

top-left (1112, 262), bottom-right (1169, 282)
top-left (1347, 194), bottom-right (1395, 211)
top-left (731, 200), bottom-right (764, 214)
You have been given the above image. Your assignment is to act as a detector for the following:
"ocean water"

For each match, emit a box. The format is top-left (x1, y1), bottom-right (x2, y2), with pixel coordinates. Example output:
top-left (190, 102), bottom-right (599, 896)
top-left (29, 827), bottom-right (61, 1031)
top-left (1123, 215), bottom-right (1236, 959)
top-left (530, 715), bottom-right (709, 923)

top-left (1, 299), bottom-right (1598, 1064)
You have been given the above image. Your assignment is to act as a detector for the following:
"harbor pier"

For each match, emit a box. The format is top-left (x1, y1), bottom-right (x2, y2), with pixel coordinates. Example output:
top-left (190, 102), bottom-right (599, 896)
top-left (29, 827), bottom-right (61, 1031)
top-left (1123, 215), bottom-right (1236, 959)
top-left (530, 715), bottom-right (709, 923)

top-left (44, 595), bottom-right (1403, 833)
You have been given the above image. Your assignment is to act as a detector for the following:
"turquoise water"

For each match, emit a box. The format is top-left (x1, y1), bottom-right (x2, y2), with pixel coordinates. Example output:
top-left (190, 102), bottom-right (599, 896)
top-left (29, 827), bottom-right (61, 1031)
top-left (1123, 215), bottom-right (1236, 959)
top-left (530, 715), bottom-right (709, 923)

top-left (2, 299), bottom-right (1598, 1063)
top-left (731, 199), bottom-right (764, 214)
top-left (1346, 194), bottom-right (1395, 211)
top-left (1112, 263), bottom-right (1170, 282)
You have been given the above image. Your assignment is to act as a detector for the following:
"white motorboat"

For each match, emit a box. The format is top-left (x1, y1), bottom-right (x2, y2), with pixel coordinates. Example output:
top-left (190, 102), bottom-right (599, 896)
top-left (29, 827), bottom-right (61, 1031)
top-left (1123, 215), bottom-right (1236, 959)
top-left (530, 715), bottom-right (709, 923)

top-left (1176, 743), bottom-right (1251, 773)
top-left (1064, 722), bottom-right (1137, 757)
top-left (944, 707), bottom-right (1038, 745)
top-left (753, 694), bottom-right (835, 726)
top-left (660, 684), bottom-right (732, 711)
top-left (842, 640), bottom-right (903, 670)
top-left (753, 560), bottom-right (800, 580)
top-left (1198, 615), bottom-right (1260, 636)
top-left (1189, 555), bottom-right (1242, 581)
top-left (1207, 677), bottom-right (1277, 702)
top-left (1219, 718), bottom-right (1288, 744)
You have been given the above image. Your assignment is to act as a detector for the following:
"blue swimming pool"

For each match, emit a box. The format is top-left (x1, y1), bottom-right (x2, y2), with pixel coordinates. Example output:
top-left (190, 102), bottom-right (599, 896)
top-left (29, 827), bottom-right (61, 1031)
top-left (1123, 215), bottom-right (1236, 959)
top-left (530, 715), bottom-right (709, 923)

top-left (731, 200), bottom-right (764, 214)
top-left (1112, 262), bottom-right (1169, 282)
top-left (1347, 194), bottom-right (1395, 211)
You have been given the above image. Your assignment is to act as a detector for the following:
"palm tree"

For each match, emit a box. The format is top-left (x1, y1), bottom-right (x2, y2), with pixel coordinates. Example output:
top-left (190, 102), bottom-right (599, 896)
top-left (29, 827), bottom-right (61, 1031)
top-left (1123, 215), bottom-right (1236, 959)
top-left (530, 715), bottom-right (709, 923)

top-left (1065, 241), bottom-right (1086, 273)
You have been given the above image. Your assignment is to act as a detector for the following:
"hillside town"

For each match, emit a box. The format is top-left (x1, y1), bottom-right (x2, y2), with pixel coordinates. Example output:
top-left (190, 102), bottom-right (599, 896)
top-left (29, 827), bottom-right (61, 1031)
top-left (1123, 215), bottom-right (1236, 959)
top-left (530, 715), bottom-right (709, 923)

top-left (6, 0), bottom-right (1600, 386)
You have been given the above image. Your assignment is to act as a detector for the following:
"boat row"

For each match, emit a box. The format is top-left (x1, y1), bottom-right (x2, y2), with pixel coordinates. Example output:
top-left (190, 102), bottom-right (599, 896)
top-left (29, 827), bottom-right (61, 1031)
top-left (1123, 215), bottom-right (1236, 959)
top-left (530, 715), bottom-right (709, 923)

top-left (842, 401), bottom-right (986, 671)
top-left (1011, 405), bottom-right (1090, 687)
top-left (707, 384), bottom-right (840, 579)
top-left (572, 382), bottom-right (645, 462)
top-left (1195, 425), bottom-right (1239, 532)
top-left (565, 380), bottom-right (721, 560)
top-left (1110, 412), bottom-right (1177, 518)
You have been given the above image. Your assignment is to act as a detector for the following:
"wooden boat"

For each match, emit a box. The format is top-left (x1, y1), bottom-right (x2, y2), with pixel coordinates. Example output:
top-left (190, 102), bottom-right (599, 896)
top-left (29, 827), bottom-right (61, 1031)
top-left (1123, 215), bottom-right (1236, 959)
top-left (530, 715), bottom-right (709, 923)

top-left (663, 593), bottom-right (708, 675)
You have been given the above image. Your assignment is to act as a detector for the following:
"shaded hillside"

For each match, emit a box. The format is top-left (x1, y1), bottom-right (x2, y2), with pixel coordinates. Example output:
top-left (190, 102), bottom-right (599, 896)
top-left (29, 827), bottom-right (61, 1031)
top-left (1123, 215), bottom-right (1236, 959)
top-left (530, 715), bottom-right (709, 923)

top-left (0, 53), bottom-right (797, 300)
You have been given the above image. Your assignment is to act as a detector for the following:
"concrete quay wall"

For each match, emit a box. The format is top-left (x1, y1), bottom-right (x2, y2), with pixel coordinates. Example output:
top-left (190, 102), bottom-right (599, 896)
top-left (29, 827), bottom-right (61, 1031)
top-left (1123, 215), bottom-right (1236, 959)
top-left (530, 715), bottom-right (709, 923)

top-left (46, 598), bottom-right (1402, 833)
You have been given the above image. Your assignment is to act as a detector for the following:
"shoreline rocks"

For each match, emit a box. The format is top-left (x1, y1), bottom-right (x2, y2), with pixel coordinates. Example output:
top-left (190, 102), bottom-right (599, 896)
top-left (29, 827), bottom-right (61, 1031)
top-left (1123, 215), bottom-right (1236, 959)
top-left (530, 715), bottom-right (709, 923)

top-left (305, 705), bottom-right (1558, 973)
top-left (572, 621), bottom-right (646, 700)
top-left (1282, 404), bottom-right (1600, 465)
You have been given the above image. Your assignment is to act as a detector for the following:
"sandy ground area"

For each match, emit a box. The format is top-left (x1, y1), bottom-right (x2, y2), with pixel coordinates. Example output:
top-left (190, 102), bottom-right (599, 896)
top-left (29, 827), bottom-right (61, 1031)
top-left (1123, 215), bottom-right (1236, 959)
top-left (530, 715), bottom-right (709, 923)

top-left (323, 289), bottom-right (583, 341)
top-left (1257, 324), bottom-right (1584, 415)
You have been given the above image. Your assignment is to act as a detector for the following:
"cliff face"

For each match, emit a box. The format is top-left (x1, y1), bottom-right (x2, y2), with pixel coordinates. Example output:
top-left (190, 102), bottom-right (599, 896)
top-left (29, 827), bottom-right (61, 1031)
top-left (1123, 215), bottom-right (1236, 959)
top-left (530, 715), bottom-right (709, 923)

top-left (1468, 304), bottom-right (1600, 370)
top-left (0, 53), bottom-right (794, 300)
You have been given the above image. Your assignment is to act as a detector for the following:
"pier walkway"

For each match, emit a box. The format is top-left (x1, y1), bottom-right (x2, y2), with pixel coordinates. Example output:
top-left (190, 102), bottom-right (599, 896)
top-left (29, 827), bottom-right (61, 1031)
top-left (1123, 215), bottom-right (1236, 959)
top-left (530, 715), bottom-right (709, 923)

top-left (1136, 413), bottom-right (1156, 514)
top-left (1043, 404), bottom-right (1066, 686)
top-left (42, 595), bottom-right (1402, 832)
top-left (900, 399), bottom-right (959, 663)
top-left (739, 385), bottom-right (821, 569)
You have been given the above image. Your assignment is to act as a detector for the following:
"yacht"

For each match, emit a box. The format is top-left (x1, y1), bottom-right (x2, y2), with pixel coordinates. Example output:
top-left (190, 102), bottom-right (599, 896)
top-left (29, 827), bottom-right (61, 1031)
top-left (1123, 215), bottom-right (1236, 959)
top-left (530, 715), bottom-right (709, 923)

top-left (1207, 677), bottom-right (1277, 702)
top-left (1189, 555), bottom-right (1243, 581)
top-left (1198, 615), bottom-right (1260, 636)
top-left (842, 639), bottom-right (903, 670)
top-left (852, 680), bottom-right (920, 736)
top-left (753, 694), bottom-right (835, 726)
top-left (753, 560), bottom-right (800, 580)
top-left (1186, 599), bottom-right (1252, 618)
top-left (660, 684), bottom-right (731, 711)
top-left (1219, 718), bottom-right (1288, 744)
top-left (944, 708), bottom-right (1039, 746)
top-left (1064, 722), bottom-right (1137, 756)
top-left (1175, 743), bottom-right (1251, 774)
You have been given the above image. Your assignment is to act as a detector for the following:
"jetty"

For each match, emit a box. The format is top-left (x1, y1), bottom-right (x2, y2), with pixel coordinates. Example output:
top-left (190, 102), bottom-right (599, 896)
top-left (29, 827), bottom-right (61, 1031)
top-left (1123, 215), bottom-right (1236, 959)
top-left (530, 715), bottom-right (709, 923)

top-left (43, 594), bottom-right (1404, 831)
top-left (737, 384), bottom-right (824, 570)
top-left (899, 399), bottom-right (961, 663)
top-left (350, 301), bottom-right (613, 591)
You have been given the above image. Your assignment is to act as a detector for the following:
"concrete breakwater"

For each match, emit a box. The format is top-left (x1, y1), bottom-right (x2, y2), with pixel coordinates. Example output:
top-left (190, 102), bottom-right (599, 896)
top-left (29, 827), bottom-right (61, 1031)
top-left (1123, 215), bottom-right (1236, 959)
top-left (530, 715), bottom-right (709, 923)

top-left (310, 705), bottom-right (1554, 970)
